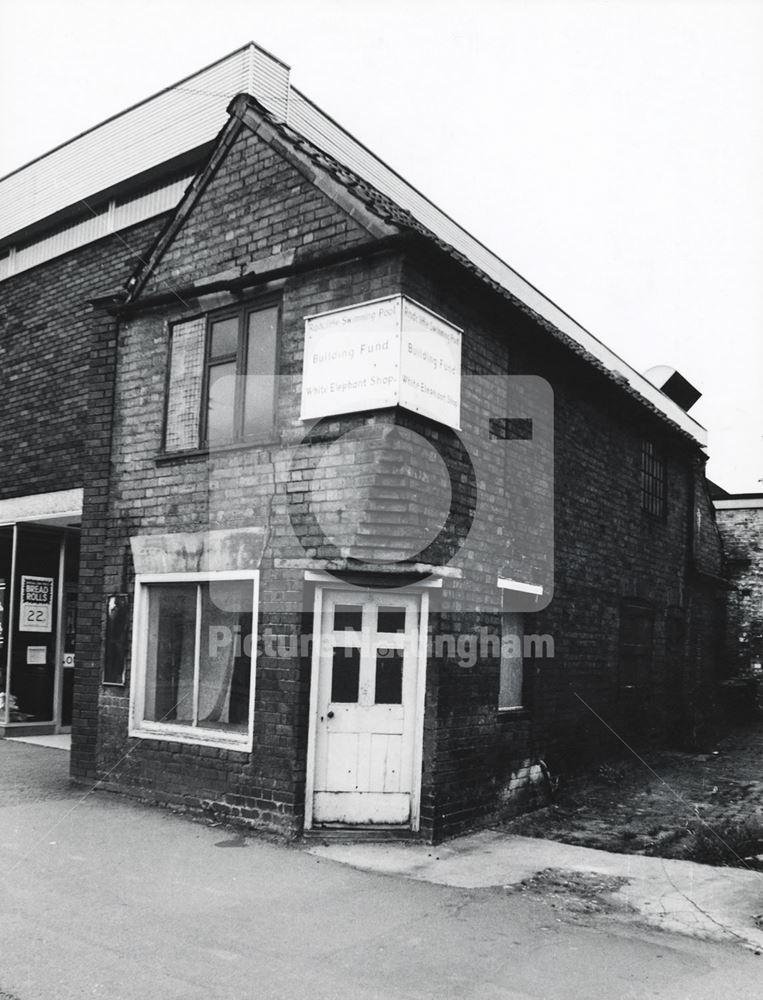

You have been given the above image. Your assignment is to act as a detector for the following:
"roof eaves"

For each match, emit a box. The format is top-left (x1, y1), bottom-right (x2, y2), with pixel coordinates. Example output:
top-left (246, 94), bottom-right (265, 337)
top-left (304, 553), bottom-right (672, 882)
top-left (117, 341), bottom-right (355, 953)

top-left (244, 98), bottom-right (703, 445)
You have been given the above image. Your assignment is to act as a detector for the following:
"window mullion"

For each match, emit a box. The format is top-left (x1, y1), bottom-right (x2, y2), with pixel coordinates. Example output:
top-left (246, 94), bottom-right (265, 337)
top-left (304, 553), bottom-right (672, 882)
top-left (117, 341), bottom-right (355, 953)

top-left (192, 584), bottom-right (202, 726)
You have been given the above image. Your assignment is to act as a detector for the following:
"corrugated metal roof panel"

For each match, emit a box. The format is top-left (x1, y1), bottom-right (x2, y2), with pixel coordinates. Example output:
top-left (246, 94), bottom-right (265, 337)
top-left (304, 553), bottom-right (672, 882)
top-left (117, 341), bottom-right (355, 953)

top-left (0, 44), bottom-right (289, 242)
top-left (15, 213), bottom-right (106, 271)
top-left (112, 175), bottom-right (194, 230)
top-left (3, 175), bottom-right (192, 279)
top-left (251, 45), bottom-right (290, 121)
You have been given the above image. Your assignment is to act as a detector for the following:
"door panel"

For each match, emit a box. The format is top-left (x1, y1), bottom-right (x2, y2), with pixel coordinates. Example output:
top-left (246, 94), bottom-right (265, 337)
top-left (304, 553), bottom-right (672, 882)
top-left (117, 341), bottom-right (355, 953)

top-left (312, 589), bottom-right (421, 825)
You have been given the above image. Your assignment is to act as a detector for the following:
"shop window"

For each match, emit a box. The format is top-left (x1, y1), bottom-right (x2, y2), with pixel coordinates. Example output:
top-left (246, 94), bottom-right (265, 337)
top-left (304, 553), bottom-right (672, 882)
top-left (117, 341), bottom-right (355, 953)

top-left (164, 302), bottom-right (279, 453)
top-left (129, 571), bottom-right (258, 749)
top-left (641, 440), bottom-right (666, 517)
top-left (499, 612), bottom-right (524, 710)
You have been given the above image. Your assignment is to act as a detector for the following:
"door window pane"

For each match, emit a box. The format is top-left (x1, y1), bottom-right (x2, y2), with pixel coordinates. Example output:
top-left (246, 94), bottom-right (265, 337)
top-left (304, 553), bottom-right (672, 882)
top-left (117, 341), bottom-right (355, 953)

top-left (334, 605), bottom-right (362, 633)
top-left (377, 607), bottom-right (406, 633)
top-left (331, 647), bottom-right (360, 702)
top-left (375, 650), bottom-right (403, 704)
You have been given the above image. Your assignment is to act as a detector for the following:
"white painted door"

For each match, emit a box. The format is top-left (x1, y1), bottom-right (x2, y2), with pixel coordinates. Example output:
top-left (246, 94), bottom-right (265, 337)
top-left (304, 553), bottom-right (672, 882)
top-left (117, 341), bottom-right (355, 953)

top-left (312, 589), bottom-right (422, 825)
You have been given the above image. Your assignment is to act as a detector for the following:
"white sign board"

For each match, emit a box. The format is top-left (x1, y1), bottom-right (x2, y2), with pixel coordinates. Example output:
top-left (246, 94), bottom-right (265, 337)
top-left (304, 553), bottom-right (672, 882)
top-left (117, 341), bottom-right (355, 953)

top-left (19, 575), bottom-right (54, 633)
top-left (399, 298), bottom-right (461, 428)
top-left (301, 296), bottom-right (462, 429)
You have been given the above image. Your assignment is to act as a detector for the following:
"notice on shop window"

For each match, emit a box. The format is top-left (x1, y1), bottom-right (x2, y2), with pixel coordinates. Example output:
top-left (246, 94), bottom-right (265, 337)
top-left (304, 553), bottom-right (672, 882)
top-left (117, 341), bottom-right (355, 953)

top-left (19, 575), bottom-right (54, 633)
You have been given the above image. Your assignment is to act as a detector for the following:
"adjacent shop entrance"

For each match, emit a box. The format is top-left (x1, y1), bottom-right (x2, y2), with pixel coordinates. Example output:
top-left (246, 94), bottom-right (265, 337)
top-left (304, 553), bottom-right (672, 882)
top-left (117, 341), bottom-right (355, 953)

top-left (305, 586), bottom-right (428, 830)
top-left (0, 522), bottom-right (79, 734)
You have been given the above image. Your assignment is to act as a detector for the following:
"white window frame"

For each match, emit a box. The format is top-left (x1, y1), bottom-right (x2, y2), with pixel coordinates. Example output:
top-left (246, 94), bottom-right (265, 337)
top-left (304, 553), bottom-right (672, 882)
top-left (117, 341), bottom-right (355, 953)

top-left (129, 570), bottom-right (259, 751)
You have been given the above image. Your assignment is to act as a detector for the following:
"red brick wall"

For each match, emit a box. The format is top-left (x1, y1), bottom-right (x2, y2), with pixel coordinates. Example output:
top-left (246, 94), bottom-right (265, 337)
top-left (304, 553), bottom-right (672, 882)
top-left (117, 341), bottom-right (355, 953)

top-left (140, 120), bottom-right (380, 299)
top-left (0, 218), bottom-right (165, 503)
top-left (399, 255), bottom-right (726, 832)
top-left (70, 122), bottom-right (725, 841)
top-left (716, 506), bottom-right (763, 671)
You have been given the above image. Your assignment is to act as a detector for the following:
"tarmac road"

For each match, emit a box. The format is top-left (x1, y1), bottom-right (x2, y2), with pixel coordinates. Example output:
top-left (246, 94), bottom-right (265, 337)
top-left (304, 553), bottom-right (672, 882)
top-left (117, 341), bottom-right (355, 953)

top-left (0, 740), bottom-right (760, 1000)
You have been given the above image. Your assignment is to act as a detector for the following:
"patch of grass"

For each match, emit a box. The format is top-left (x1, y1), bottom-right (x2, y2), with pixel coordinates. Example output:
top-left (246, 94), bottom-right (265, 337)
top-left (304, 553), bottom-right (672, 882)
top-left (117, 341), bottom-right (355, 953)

top-left (683, 816), bottom-right (763, 868)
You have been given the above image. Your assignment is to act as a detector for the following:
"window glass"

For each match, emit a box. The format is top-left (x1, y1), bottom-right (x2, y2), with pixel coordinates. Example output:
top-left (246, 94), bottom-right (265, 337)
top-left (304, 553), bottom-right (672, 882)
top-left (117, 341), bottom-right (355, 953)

top-left (198, 580), bottom-right (253, 731)
top-left (334, 604), bottom-right (362, 633)
top-left (138, 576), bottom-right (256, 743)
top-left (375, 650), bottom-right (403, 704)
top-left (377, 607), bottom-right (406, 633)
top-left (144, 584), bottom-right (196, 724)
top-left (243, 307), bottom-right (278, 438)
top-left (331, 647), bottom-right (360, 702)
top-left (207, 363), bottom-right (236, 445)
top-left (165, 304), bottom-right (279, 453)
top-left (210, 317), bottom-right (239, 358)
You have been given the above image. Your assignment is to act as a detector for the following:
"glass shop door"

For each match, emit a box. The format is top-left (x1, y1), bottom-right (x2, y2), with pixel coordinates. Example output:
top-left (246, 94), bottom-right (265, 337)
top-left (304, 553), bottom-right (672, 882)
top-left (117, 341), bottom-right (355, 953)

top-left (1, 524), bottom-right (80, 732)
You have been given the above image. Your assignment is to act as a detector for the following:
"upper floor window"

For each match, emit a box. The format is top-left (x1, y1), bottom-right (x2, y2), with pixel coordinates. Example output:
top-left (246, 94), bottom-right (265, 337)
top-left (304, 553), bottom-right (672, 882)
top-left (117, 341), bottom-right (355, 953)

top-left (641, 440), bottom-right (666, 517)
top-left (164, 302), bottom-right (279, 453)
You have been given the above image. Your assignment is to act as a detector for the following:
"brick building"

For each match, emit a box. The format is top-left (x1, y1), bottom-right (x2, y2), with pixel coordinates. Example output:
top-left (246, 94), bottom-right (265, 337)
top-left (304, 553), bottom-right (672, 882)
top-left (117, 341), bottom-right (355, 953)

top-left (0, 46), bottom-right (287, 737)
top-left (2, 44), bottom-right (726, 840)
top-left (713, 492), bottom-right (763, 677)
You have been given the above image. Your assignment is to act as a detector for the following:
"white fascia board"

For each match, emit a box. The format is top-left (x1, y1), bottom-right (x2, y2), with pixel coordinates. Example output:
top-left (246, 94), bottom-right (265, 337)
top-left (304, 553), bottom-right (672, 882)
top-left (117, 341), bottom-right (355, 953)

top-left (0, 488), bottom-right (83, 526)
top-left (497, 577), bottom-right (544, 596)
top-left (714, 498), bottom-right (763, 510)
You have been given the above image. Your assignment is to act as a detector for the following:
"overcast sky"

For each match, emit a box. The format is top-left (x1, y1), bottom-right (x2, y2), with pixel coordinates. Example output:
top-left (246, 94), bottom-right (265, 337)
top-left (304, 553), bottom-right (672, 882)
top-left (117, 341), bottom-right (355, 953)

top-left (1, 0), bottom-right (761, 491)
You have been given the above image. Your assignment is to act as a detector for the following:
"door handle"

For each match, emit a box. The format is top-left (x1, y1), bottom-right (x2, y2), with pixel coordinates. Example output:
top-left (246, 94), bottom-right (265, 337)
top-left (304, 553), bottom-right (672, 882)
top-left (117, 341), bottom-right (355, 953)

top-left (327, 711), bottom-right (335, 719)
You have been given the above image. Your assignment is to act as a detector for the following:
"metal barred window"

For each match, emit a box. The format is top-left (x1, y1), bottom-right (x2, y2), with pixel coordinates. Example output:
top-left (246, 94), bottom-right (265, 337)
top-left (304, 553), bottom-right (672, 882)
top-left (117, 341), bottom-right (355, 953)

top-left (641, 440), bottom-right (666, 516)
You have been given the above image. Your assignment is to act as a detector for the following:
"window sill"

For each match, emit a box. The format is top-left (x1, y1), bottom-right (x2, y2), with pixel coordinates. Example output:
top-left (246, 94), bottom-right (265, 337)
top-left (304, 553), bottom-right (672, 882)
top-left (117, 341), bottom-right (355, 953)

top-left (156, 438), bottom-right (280, 465)
top-left (497, 706), bottom-right (530, 717)
top-left (129, 724), bottom-right (253, 753)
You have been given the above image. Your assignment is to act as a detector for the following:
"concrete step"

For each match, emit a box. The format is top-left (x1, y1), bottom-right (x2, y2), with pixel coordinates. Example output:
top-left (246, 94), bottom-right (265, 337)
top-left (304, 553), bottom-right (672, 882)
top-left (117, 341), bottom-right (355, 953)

top-left (303, 824), bottom-right (420, 844)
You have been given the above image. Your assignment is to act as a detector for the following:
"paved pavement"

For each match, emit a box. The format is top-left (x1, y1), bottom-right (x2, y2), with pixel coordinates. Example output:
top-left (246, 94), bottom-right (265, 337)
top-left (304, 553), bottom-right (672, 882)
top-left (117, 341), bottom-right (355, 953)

top-left (310, 830), bottom-right (763, 950)
top-left (1, 739), bottom-right (762, 1000)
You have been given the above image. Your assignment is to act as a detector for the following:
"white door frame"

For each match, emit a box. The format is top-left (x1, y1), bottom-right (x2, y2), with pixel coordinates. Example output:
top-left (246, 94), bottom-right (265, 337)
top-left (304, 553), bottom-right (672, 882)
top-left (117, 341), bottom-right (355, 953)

top-left (303, 573), bottom-right (436, 831)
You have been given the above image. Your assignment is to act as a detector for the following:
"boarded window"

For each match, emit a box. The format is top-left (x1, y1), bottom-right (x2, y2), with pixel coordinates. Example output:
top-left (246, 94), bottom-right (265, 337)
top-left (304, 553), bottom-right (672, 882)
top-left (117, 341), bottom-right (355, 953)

top-left (499, 612), bottom-right (524, 709)
top-left (619, 603), bottom-right (654, 690)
